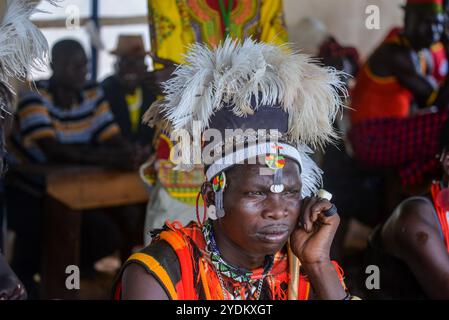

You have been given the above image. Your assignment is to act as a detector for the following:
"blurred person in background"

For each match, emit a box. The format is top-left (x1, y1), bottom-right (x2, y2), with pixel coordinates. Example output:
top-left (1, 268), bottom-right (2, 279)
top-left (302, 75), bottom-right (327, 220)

top-left (1, 83), bottom-right (26, 301)
top-left (0, 0), bottom-right (63, 300)
top-left (349, 0), bottom-right (449, 196)
top-left (5, 39), bottom-right (139, 298)
top-left (365, 122), bottom-right (449, 299)
top-left (102, 35), bottom-right (157, 160)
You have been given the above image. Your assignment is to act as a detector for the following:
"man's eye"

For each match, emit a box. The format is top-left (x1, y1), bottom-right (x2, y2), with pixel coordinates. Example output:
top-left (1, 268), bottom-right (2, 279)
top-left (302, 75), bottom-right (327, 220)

top-left (247, 191), bottom-right (264, 196)
top-left (284, 190), bottom-right (300, 196)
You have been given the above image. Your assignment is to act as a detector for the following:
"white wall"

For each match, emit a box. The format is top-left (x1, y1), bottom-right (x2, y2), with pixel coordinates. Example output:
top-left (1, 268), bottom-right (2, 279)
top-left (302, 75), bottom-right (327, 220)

top-left (284, 0), bottom-right (404, 59)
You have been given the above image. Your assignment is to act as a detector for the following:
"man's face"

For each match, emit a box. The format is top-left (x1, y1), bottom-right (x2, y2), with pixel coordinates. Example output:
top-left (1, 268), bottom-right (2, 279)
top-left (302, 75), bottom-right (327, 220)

top-left (57, 50), bottom-right (88, 91)
top-left (117, 54), bottom-right (147, 91)
top-left (406, 11), bottom-right (444, 49)
top-left (218, 158), bottom-right (302, 256)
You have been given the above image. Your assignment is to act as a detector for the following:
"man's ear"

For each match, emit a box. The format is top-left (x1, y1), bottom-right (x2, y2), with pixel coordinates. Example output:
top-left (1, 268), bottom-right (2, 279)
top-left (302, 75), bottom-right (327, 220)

top-left (201, 182), bottom-right (215, 206)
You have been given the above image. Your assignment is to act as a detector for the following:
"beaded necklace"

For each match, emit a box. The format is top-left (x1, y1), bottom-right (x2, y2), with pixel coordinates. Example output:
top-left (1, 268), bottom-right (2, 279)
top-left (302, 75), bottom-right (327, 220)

top-left (202, 220), bottom-right (274, 300)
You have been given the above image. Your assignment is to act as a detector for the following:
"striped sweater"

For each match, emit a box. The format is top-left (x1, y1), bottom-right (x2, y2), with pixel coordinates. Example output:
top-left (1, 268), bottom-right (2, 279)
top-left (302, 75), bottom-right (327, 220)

top-left (8, 79), bottom-right (121, 164)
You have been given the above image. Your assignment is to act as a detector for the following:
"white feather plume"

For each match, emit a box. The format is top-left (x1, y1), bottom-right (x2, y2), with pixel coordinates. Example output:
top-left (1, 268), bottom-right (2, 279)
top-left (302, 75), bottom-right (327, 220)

top-left (0, 0), bottom-right (60, 85)
top-left (151, 38), bottom-right (346, 150)
top-left (298, 144), bottom-right (323, 198)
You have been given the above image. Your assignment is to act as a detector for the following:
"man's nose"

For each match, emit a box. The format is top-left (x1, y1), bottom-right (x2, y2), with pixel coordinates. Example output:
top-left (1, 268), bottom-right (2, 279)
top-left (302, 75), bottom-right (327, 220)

top-left (262, 194), bottom-right (288, 220)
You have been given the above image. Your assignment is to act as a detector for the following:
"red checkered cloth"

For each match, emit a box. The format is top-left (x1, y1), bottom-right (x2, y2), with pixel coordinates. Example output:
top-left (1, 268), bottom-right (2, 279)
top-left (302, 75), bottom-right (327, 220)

top-left (348, 109), bottom-right (449, 185)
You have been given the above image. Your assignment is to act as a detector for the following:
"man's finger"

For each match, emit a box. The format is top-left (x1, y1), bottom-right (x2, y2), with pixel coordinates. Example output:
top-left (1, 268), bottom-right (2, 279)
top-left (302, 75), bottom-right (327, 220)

top-left (310, 199), bottom-right (340, 229)
top-left (310, 198), bottom-right (332, 214)
top-left (319, 210), bottom-right (340, 225)
top-left (301, 197), bottom-right (319, 232)
top-left (310, 206), bottom-right (321, 225)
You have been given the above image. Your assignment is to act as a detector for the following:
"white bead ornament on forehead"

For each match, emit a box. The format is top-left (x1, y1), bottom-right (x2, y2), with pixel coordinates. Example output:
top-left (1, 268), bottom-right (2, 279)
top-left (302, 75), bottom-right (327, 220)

top-left (270, 184), bottom-right (285, 193)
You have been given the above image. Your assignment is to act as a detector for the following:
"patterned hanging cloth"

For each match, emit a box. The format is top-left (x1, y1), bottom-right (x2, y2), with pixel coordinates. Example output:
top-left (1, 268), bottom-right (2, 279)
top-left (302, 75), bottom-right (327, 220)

top-left (147, 0), bottom-right (288, 64)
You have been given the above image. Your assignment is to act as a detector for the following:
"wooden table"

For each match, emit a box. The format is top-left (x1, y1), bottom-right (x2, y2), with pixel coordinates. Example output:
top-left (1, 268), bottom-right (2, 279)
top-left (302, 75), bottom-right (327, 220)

top-left (34, 166), bottom-right (149, 300)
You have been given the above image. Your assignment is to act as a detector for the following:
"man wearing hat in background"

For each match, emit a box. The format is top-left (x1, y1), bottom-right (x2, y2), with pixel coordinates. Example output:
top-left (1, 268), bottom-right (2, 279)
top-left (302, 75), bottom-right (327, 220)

top-left (101, 35), bottom-right (157, 154)
top-left (101, 35), bottom-right (162, 265)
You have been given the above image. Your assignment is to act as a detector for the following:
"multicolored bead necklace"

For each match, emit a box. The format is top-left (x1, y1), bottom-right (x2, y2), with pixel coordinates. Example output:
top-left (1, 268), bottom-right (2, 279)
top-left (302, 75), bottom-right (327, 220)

top-left (202, 220), bottom-right (274, 299)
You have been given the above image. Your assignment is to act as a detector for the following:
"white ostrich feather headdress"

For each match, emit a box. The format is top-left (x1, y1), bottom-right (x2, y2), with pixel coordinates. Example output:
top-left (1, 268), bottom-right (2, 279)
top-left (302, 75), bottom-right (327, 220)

top-left (0, 0), bottom-right (60, 83)
top-left (0, 0), bottom-right (59, 117)
top-left (145, 38), bottom-right (346, 197)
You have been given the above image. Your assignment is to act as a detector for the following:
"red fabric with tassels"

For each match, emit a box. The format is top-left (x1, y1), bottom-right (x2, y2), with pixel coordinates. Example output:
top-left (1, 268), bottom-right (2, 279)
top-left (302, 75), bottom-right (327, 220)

top-left (430, 182), bottom-right (449, 252)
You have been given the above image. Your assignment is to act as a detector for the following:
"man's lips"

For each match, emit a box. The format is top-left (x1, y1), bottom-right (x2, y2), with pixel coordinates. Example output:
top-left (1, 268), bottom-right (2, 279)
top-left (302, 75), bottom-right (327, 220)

top-left (255, 224), bottom-right (290, 243)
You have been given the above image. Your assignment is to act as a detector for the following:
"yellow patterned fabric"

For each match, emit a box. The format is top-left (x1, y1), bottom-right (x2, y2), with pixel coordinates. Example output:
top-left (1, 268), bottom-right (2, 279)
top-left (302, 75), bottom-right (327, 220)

top-left (147, 0), bottom-right (288, 64)
top-left (157, 160), bottom-right (205, 205)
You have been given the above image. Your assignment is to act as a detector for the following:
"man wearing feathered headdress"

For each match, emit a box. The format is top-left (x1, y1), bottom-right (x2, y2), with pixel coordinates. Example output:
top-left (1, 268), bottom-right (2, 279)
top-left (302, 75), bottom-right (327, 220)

top-left (112, 39), bottom-right (356, 300)
top-left (142, 0), bottom-right (290, 245)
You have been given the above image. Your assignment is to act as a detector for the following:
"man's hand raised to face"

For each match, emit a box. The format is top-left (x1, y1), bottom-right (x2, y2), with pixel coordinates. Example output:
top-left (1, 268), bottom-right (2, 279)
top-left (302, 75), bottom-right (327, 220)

top-left (289, 197), bottom-right (347, 300)
top-left (289, 196), bottom-right (340, 265)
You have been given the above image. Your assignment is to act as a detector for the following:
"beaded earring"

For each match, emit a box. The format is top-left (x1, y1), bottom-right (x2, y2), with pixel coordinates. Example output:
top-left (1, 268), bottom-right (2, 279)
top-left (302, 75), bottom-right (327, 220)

top-left (212, 172), bottom-right (226, 218)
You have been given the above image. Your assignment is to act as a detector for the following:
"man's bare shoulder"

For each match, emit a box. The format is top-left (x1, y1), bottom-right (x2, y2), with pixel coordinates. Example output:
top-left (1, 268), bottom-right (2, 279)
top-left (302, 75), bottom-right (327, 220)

top-left (383, 197), bottom-right (439, 257)
top-left (121, 262), bottom-right (169, 300)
